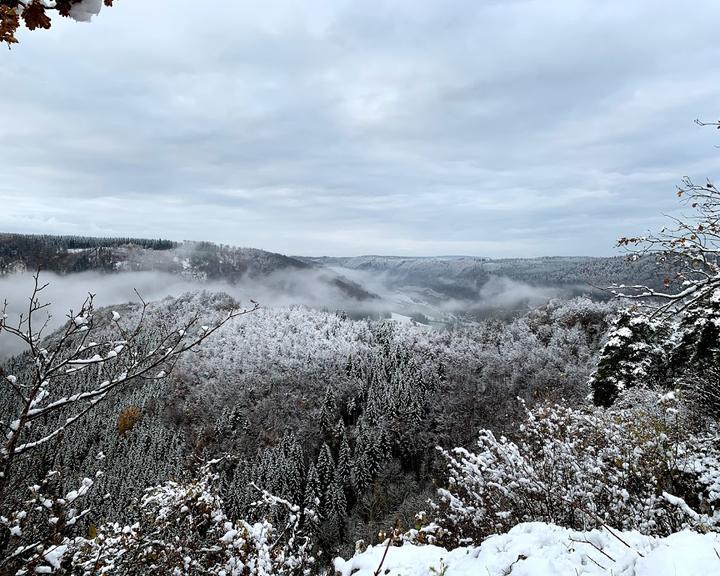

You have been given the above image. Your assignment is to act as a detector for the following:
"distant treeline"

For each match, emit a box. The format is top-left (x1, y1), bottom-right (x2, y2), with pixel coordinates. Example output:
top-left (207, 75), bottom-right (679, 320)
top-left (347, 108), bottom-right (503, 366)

top-left (0, 233), bottom-right (313, 281)
top-left (0, 232), bottom-right (177, 251)
top-left (0, 232), bottom-right (177, 274)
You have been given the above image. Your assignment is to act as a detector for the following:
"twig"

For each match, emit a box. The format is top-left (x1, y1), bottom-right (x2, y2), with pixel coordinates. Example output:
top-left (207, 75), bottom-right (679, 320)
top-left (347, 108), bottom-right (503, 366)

top-left (570, 537), bottom-right (615, 562)
top-left (373, 523), bottom-right (400, 576)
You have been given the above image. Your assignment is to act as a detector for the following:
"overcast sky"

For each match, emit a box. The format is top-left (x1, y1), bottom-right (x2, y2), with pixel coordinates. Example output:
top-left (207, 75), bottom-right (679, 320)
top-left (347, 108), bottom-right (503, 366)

top-left (2, 0), bottom-right (720, 257)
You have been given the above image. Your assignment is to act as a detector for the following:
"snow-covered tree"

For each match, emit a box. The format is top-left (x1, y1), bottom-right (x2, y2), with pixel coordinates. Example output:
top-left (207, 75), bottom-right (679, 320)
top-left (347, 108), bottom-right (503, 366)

top-left (315, 443), bottom-right (335, 504)
top-left (336, 431), bottom-right (351, 491)
top-left (594, 173), bottom-right (720, 407)
top-left (590, 309), bottom-right (670, 406)
top-left (319, 387), bottom-right (338, 440)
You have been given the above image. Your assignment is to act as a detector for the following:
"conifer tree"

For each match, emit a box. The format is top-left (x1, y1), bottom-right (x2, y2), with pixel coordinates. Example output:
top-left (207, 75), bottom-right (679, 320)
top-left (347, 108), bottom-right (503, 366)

top-left (302, 463), bottom-right (321, 536)
top-left (334, 417), bottom-right (346, 442)
top-left (315, 443), bottom-right (336, 508)
top-left (337, 432), bottom-right (351, 489)
top-left (280, 431), bottom-right (305, 503)
top-left (597, 165), bottom-right (720, 407)
top-left (319, 387), bottom-right (338, 439)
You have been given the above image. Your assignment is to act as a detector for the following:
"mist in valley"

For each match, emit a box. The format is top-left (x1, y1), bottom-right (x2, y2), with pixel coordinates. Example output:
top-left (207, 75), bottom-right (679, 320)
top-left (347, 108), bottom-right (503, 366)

top-left (0, 268), bottom-right (584, 358)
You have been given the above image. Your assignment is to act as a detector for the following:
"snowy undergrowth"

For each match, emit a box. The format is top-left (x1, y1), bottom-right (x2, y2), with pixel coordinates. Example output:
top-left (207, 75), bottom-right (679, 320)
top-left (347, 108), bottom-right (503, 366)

top-left (431, 396), bottom-right (720, 547)
top-left (334, 522), bottom-right (720, 576)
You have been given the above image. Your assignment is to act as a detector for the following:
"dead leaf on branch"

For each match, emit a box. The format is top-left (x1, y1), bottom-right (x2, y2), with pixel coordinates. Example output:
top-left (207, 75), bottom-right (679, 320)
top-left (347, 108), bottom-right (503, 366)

top-left (22, 1), bottom-right (52, 31)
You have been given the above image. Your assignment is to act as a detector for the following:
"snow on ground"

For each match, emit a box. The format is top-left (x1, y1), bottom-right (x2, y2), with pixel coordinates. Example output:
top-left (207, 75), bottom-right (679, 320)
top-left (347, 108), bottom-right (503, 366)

top-left (390, 312), bottom-right (414, 324)
top-left (334, 522), bottom-right (720, 576)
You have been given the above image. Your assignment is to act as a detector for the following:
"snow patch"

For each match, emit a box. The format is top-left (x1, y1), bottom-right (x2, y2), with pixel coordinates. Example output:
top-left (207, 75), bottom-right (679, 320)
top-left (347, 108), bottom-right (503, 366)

top-left (69, 0), bottom-right (103, 22)
top-left (335, 523), bottom-right (720, 576)
top-left (390, 312), bottom-right (413, 324)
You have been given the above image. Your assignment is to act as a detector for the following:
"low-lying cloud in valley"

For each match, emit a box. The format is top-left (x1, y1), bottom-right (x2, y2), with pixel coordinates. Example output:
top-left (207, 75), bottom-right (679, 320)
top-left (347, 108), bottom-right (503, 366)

top-left (0, 268), bottom-right (585, 359)
top-left (0, 269), bottom-right (365, 357)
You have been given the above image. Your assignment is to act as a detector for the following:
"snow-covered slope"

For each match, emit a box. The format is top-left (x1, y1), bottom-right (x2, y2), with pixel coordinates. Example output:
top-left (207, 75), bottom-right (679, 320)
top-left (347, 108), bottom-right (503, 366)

top-left (335, 522), bottom-right (720, 576)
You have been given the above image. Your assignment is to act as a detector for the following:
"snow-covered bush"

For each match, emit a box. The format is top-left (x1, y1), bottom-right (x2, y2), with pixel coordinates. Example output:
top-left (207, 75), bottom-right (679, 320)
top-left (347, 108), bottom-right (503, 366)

top-left (72, 460), bottom-right (317, 575)
top-left (0, 469), bottom-right (98, 574)
top-left (433, 397), bottom-right (720, 547)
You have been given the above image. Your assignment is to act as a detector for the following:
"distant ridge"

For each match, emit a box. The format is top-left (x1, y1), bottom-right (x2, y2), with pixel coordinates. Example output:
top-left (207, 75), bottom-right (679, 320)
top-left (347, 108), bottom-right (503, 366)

top-left (0, 232), bottom-right (378, 302)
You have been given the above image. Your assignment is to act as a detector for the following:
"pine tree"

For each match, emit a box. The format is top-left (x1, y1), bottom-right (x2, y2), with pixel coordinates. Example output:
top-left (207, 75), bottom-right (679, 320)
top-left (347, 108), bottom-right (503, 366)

top-left (325, 470), bottom-right (348, 540)
top-left (319, 387), bottom-right (338, 439)
top-left (334, 418), bottom-right (346, 441)
top-left (346, 397), bottom-right (358, 424)
top-left (351, 428), bottom-right (375, 496)
top-left (590, 310), bottom-right (670, 406)
top-left (337, 432), bottom-right (351, 489)
top-left (280, 432), bottom-right (305, 503)
top-left (302, 463), bottom-right (321, 536)
top-left (329, 470), bottom-right (348, 518)
top-left (303, 464), bottom-right (321, 511)
top-left (315, 443), bottom-right (336, 508)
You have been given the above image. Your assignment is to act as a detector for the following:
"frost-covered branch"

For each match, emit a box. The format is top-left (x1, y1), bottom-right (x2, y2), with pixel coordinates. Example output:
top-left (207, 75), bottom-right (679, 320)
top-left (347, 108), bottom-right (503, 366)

top-left (0, 274), bottom-right (258, 570)
top-left (613, 173), bottom-right (720, 319)
top-left (71, 459), bottom-right (316, 575)
top-left (0, 461), bottom-right (102, 574)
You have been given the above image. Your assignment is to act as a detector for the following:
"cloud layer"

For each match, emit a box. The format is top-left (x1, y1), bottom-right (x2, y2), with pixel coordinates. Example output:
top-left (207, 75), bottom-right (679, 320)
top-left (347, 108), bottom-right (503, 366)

top-left (2, 0), bottom-right (720, 256)
top-left (0, 268), bottom-right (578, 358)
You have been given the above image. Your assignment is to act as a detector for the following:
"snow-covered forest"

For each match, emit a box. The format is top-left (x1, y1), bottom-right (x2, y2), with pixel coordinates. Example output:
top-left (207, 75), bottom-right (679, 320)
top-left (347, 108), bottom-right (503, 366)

top-left (2, 175), bottom-right (720, 574)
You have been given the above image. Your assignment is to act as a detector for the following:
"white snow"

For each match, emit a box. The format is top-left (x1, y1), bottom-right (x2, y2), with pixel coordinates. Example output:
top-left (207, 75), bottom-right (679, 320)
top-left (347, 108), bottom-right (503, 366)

top-left (390, 312), bottom-right (413, 324)
top-left (69, 0), bottom-right (103, 22)
top-left (334, 523), bottom-right (720, 576)
top-left (42, 544), bottom-right (68, 570)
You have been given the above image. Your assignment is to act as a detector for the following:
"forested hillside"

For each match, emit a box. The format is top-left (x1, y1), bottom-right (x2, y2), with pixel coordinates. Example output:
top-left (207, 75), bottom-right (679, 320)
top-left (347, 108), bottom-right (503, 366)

top-left (307, 254), bottom-right (670, 300)
top-left (2, 232), bottom-right (719, 575)
top-left (1, 225), bottom-right (708, 575)
top-left (0, 287), bottom-right (613, 570)
top-left (0, 233), bottom-right (305, 279)
top-left (0, 232), bottom-right (667, 322)
top-left (0, 234), bottom-right (379, 307)
top-left (1, 205), bottom-right (717, 575)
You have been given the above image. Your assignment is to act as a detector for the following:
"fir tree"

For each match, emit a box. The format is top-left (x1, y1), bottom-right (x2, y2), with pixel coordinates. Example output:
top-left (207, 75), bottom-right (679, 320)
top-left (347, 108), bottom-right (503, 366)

top-left (319, 387), bottom-right (338, 439)
top-left (315, 443), bottom-right (336, 509)
top-left (337, 432), bottom-right (351, 489)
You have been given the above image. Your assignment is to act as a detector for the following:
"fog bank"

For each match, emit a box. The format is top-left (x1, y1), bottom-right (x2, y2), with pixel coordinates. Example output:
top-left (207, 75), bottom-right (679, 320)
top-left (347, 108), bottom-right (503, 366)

top-left (0, 269), bottom-right (584, 359)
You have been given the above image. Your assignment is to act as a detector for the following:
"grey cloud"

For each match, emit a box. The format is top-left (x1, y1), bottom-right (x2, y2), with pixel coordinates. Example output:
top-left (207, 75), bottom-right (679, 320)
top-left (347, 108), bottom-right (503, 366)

top-left (2, 0), bottom-right (720, 255)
